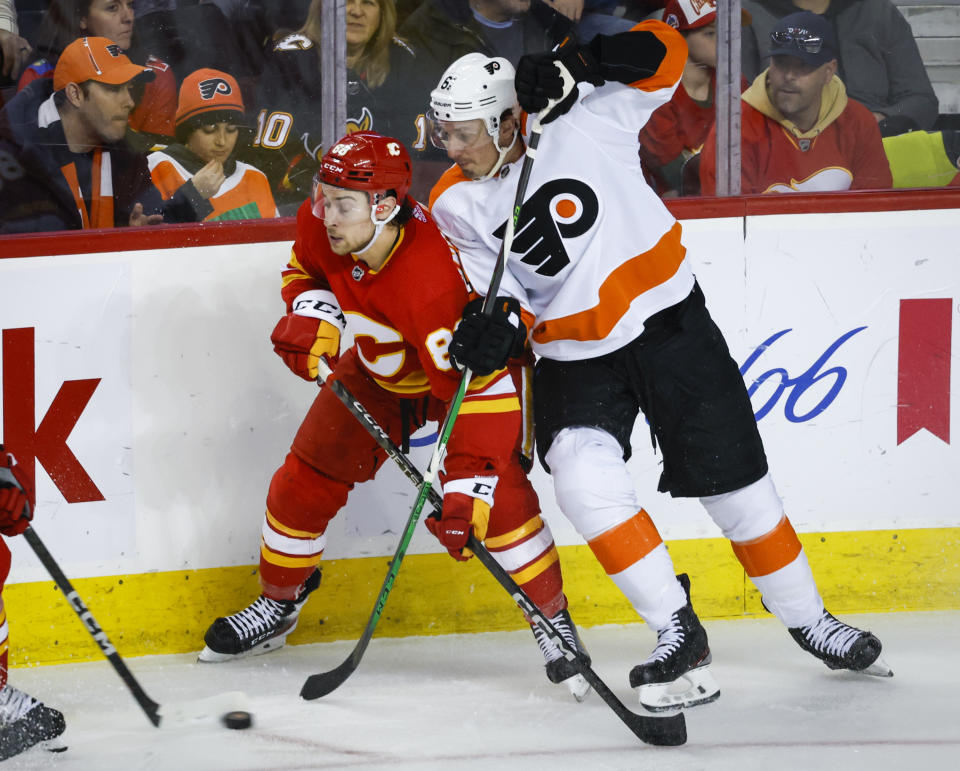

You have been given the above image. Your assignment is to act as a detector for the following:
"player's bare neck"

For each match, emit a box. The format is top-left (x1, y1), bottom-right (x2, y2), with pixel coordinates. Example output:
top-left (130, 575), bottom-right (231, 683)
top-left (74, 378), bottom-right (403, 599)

top-left (505, 136), bottom-right (525, 167)
top-left (355, 224), bottom-right (402, 271)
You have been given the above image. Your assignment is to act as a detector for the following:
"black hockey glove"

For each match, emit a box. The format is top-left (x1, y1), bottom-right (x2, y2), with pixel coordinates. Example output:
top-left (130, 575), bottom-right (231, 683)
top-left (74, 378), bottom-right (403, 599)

top-left (515, 37), bottom-right (603, 124)
top-left (449, 297), bottom-right (526, 376)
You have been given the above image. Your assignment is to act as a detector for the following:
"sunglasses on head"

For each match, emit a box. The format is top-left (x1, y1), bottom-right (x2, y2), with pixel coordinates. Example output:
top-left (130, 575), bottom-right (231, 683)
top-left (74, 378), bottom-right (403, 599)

top-left (771, 28), bottom-right (824, 54)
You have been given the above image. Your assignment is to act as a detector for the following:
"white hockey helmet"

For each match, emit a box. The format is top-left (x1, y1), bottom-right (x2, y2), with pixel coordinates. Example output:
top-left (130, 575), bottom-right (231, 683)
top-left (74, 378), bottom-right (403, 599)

top-left (429, 53), bottom-right (518, 138)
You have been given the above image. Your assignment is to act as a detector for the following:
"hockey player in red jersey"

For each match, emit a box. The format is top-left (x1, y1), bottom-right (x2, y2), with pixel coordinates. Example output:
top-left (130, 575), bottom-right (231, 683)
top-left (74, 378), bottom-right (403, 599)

top-left (199, 132), bottom-right (590, 699)
top-left (0, 447), bottom-right (66, 760)
top-left (428, 27), bottom-right (891, 714)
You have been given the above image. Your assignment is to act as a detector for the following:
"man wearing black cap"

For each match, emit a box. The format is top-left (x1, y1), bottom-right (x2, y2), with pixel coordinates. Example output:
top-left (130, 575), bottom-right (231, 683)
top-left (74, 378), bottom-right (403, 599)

top-left (700, 10), bottom-right (891, 195)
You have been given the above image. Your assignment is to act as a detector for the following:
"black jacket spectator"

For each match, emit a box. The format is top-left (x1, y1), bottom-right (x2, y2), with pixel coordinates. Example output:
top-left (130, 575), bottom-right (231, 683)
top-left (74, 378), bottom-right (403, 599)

top-left (399, 0), bottom-right (572, 77)
top-left (0, 77), bottom-right (194, 234)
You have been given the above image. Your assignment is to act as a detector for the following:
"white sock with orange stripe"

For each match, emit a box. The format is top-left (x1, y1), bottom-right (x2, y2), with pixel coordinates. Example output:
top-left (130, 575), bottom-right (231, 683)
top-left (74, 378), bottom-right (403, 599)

top-left (701, 473), bottom-right (825, 628)
top-left (546, 427), bottom-right (686, 630)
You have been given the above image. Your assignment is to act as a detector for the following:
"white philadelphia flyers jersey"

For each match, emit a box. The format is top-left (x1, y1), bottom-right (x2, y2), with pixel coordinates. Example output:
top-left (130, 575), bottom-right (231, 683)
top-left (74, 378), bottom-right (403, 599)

top-left (430, 23), bottom-right (694, 361)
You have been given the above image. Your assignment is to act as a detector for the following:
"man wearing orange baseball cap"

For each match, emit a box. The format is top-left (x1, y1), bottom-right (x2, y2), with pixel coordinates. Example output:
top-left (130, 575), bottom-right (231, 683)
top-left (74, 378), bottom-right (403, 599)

top-left (0, 36), bottom-right (189, 233)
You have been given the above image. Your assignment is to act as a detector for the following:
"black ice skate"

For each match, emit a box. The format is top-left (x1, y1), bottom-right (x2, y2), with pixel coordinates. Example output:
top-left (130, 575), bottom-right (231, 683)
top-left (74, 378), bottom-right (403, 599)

top-left (629, 573), bottom-right (720, 713)
top-left (789, 609), bottom-right (893, 677)
top-left (530, 609), bottom-right (592, 702)
top-left (0, 683), bottom-right (66, 761)
top-left (199, 568), bottom-right (322, 662)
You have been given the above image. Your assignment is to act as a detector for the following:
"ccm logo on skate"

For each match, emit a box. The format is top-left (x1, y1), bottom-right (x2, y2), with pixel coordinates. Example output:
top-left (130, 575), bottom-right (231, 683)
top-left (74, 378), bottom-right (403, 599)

top-left (493, 179), bottom-right (598, 277)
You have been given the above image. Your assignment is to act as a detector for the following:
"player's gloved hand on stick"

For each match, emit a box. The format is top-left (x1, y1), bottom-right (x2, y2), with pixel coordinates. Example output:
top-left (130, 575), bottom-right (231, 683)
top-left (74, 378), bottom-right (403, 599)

top-left (0, 447), bottom-right (34, 537)
top-left (515, 36), bottom-right (602, 123)
top-left (426, 476), bottom-right (496, 561)
top-left (271, 289), bottom-right (345, 380)
top-left (449, 296), bottom-right (526, 376)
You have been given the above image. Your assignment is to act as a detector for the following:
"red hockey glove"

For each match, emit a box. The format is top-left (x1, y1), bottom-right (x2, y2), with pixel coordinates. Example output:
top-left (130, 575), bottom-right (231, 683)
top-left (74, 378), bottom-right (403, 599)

top-left (271, 289), bottom-right (346, 381)
top-left (449, 297), bottom-right (526, 376)
top-left (425, 476), bottom-right (496, 561)
top-left (0, 447), bottom-right (34, 537)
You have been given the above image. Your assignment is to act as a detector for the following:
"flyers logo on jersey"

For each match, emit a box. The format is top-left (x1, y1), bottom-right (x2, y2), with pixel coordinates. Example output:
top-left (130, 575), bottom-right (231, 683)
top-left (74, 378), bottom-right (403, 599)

top-left (493, 179), bottom-right (598, 276)
top-left (198, 78), bottom-right (232, 99)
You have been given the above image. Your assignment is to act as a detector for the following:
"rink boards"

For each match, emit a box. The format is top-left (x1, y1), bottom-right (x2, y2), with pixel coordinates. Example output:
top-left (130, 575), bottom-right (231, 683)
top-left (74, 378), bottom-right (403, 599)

top-left (0, 191), bottom-right (958, 665)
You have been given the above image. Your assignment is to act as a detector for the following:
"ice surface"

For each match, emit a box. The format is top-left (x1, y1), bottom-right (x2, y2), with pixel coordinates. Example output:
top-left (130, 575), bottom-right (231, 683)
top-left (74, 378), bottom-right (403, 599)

top-left (4, 611), bottom-right (958, 770)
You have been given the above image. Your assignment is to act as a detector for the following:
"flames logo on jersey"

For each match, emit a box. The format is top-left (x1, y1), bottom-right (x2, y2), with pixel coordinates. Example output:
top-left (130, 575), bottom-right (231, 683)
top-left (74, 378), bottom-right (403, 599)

top-left (346, 107), bottom-right (374, 135)
top-left (198, 77), bottom-right (233, 100)
top-left (493, 179), bottom-right (599, 277)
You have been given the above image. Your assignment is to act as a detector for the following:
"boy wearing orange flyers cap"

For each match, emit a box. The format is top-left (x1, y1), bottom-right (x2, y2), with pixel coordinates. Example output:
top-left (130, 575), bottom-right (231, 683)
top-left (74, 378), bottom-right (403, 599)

top-left (148, 68), bottom-right (278, 222)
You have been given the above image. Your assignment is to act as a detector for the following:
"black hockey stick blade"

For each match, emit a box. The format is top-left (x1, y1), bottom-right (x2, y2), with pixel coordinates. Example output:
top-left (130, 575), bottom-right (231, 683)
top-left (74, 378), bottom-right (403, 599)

top-left (300, 651), bottom-right (360, 700)
top-left (467, 534), bottom-right (687, 747)
top-left (300, 546), bottom-right (409, 700)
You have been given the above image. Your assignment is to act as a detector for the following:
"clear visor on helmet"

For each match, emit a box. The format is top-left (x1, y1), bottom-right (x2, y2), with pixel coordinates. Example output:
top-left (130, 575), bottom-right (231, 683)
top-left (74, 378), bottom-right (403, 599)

top-left (427, 112), bottom-right (492, 152)
top-left (311, 174), bottom-right (375, 224)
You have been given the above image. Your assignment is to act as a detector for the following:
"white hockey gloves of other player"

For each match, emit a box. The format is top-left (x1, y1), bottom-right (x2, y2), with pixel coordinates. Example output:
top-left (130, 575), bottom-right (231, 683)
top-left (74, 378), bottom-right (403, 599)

top-left (271, 289), bottom-right (347, 381)
top-left (515, 36), bottom-right (602, 124)
top-left (426, 476), bottom-right (496, 561)
top-left (449, 296), bottom-right (526, 376)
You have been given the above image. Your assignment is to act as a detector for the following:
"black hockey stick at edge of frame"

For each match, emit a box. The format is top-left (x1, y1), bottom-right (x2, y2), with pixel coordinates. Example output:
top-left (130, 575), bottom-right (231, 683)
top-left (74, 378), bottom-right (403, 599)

top-left (22, 526), bottom-right (247, 728)
top-left (301, 359), bottom-right (687, 747)
top-left (299, 74), bottom-right (571, 702)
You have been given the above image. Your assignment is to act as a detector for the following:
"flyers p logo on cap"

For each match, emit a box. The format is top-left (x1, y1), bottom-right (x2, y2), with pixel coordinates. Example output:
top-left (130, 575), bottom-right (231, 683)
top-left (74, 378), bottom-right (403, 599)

top-left (54, 36), bottom-right (155, 91)
top-left (175, 68), bottom-right (245, 127)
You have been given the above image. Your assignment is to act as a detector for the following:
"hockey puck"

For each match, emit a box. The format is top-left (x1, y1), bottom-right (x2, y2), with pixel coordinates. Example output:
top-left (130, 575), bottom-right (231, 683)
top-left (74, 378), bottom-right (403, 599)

top-left (222, 710), bottom-right (253, 730)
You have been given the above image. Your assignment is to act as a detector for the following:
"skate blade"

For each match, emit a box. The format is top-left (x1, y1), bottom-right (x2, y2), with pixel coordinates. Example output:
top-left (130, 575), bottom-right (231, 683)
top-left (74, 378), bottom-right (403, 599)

top-left (197, 635), bottom-right (291, 663)
top-left (42, 739), bottom-right (68, 754)
top-left (638, 665), bottom-right (721, 713)
top-left (563, 674), bottom-right (591, 702)
top-left (859, 656), bottom-right (894, 678)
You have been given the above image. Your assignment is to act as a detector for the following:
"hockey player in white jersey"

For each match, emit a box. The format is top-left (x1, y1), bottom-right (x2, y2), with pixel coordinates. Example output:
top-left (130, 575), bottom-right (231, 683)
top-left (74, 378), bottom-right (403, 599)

top-left (427, 24), bottom-right (892, 713)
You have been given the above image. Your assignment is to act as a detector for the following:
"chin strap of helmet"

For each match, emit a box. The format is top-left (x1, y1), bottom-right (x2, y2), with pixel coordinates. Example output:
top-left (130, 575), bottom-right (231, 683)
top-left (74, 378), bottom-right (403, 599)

top-left (353, 192), bottom-right (403, 256)
top-left (477, 128), bottom-right (519, 181)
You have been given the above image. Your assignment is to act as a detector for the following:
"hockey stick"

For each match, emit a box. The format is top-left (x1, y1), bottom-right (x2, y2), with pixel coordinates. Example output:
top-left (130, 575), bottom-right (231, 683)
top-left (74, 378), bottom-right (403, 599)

top-left (466, 534), bottom-right (686, 746)
top-left (22, 526), bottom-right (246, 728)
top-left (299, 88), bottom-right (565, 701)
top-left (297, 363), bottom-right (686, 745)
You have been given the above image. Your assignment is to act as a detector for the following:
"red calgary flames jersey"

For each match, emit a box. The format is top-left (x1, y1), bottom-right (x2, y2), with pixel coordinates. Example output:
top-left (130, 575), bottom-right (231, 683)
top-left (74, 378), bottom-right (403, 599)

top-left (281, 198), bottom-right (522, 481)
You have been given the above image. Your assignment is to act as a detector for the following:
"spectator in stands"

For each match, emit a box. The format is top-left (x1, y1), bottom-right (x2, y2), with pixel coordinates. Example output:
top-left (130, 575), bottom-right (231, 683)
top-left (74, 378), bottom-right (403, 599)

top-left (148, 68), bottom-right (278, 222)
top-left (0, 0), bottom-right (32, 83)
top-left (551, 0), bottom-right (638, 39)
top-left (742, 0), bottom-right (939, 135)
top-left (0, 446), bottom-right (67, 762)
top-left (399, 0), bottom-right (572, 74)
top-left (700, 11), bottom-right (892, 194)
top-left (639, 0), bottom-right (748, 197)
top-left (0, 37), bottom-right (178, 233)
top-left (244, 0), bottom-right (438, 214)
top-left (19, 0), bottom-right (177, 144)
